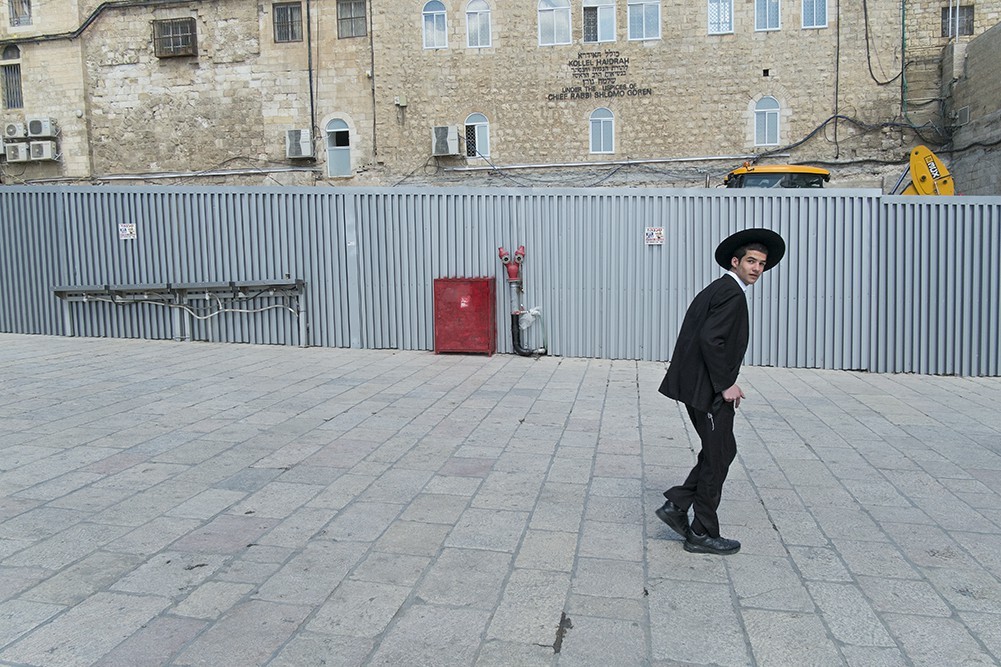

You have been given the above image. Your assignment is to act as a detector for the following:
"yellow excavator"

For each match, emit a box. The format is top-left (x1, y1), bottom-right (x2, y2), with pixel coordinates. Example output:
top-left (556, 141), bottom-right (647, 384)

top-left (724, 145), bottom-right (955, 195)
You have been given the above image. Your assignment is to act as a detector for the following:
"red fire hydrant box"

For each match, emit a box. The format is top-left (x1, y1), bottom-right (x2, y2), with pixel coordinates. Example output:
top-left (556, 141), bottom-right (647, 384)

top-left (433, 277), bottom-right (496, 355)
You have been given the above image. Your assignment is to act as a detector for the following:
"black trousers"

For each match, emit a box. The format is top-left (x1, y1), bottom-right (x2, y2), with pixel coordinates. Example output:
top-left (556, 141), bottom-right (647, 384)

top-left (664, 402), bottom-right (737, 539)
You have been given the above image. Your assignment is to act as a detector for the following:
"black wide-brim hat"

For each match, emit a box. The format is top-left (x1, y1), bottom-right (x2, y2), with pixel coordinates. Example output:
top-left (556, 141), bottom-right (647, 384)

top-left (714, 228), bottom-right (786, 271)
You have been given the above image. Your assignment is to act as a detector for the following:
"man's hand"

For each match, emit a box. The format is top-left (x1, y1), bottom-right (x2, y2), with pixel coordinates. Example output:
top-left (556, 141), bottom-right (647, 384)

top-left (722, 384), bottom-right (745, 409)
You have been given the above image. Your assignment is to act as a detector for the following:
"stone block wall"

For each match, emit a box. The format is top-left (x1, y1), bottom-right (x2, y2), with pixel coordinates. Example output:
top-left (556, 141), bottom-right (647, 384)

top-left (2, 0), bottom-right (999, 188)
top-left (946, 21), bottom-right (1001, 194)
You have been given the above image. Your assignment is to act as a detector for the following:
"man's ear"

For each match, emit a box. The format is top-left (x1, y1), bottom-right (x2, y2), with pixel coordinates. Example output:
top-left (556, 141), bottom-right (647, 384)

top-left (730, 256), bottom-right (740, 269)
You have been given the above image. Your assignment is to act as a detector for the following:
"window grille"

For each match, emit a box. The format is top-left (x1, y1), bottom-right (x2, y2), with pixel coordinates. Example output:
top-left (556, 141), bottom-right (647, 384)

top-left (755, 0), bottom-right (780, 30)
top-left (802, 0), bottom-right (826, 28)
top-left (8, 0), bottom-right (30, 27)
top-left (423, 1), bottom-right (448, 49)
top-left (708, 0), bottom-right (733, 33)
top-left (466, 0), bottom-right (491, 48)
top-left (337, 0), bottom-right (366, 38)
top-left (941, 5), bottom-right (973, 37)
top-left (153, 17), bottom-right (198, 57)
top-left (464, 113), bottom-right (489, 157)
top-left (627, 0), bottom-right (660, 40)
top-left (538, 0), bottom-right (571, 46)
top-left (274, 3), bottom-right (303, 42)
top-left (2, 63), bottom-right (23, 109)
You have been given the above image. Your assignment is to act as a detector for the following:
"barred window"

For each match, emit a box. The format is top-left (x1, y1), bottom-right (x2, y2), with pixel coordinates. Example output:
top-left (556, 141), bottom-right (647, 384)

top-left (464, 113), bottom-right (489, 158)
top-left (274, 2), bottom-right (303, 42)
top-left (538, 0), bottom-right (571, 46)
top-left (802, 0), bottom-right (826, 28)
top-left (627, 0), bottom-right (660, 40)
top-left (153, 17), bottom-right (198, 57)
top-left (8, 0), bottom-right (30, 27)
top-left (941, 5), bottom-right (973, 37)
top-left (2, 64), bottom-right (22, 109)
top-left (583, 0), bottom-right (615, 43)
top-left (755, 0), bottom-right (780, 30)
top-left (337, 0), bottom-right (366, 38)
top-left (423, 1), bottom-right (447, 49)
top-left (708, 0), bottom-right (733, 34)
top-left (466, 0), bottom-right (491, 48)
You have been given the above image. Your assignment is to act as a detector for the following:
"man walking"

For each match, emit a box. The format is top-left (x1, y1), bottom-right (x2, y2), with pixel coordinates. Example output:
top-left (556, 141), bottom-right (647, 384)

top-left (655, 228), bottom-right (785, 555)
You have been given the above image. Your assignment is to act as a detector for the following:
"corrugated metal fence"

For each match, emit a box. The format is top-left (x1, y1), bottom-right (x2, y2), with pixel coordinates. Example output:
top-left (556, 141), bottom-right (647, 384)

top-left (1, 185), bottom-right (998, 376)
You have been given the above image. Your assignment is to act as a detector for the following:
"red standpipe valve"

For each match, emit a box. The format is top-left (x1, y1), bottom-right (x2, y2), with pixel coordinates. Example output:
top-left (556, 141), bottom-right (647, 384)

top-left (498, 245), bottom-right (521, 281)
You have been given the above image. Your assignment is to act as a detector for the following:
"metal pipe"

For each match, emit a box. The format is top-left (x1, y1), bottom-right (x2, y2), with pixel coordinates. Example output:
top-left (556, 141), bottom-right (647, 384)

top-left (443, 154), bottom-right (791, 173)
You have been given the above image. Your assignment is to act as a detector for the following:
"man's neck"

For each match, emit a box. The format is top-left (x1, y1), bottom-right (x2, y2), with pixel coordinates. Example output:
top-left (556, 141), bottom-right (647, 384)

top-left (726, 270), bottom-right (751, 292)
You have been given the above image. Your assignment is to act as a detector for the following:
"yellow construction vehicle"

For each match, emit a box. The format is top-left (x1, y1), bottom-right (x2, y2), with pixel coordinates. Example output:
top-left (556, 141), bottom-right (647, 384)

top-left (896, 145), bottom-right (955, 195)
top-left (723, 164), bottom-right (831, 189)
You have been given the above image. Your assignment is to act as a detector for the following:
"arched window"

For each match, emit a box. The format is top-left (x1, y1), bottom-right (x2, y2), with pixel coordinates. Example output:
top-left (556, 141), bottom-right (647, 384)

top-left (583, 0), bottom-right (615, 43)
top-left (1, 45), bottom-right (22, 110)
top-left (464, 113), bottom-right (490, 158)
top-left (423, 1), bottom-right (448, 49)
top-left (589, 108), bottom-right (614, 154)
top-left (325, 118), bottom-right (351, 177)
top-left (466, 0), bottom-right (492, 48)
top-left (538, 0), bottom-right (571, 46)
top-left (754, 97), bottom-right (780, 146)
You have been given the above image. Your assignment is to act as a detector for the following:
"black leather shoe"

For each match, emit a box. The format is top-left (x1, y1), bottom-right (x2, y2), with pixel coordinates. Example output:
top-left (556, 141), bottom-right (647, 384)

top-left (655, 500), bottom-right (690, 538)
top-left (684, 531), bottom-right (740, 555)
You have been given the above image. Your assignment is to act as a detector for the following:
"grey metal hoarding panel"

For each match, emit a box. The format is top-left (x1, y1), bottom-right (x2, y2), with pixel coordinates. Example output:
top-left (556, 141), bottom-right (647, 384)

top-left (2, 185), bottom-right (999, 375)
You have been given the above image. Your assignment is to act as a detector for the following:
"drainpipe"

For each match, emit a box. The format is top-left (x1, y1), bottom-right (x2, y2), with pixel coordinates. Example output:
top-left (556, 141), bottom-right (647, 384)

top-left (498, 246), bottom-right (547, 357)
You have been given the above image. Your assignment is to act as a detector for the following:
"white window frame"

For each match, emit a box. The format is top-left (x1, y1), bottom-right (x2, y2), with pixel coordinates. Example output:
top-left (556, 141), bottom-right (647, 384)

top-left (538, 0), bottom-right (572, 46)
top-left (627, 0), bottom-right (660, 41)
top-left (464, 113), bottom-right (490, 158)
top-left (423, 0), bottom-right (448, 49)
top-left (325, 118), bottom-right (352, 178)
top-left (708, 0), bottom-right (733, 34)
top-left (755, 0), bottom-right (780, 30)
top-left (589, 107), bottom-right (614, 154)
top-left (801, 0), bottom-right (826, 28)
top-left (466, 0), bottom-right (492, 48)
top-left (583, 0), bottom-right (615, 44)
top-left (754, 96), bottom-right (780, 146)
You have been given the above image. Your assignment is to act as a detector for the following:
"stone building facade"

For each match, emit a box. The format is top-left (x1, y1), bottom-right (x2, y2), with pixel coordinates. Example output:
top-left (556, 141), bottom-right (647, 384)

top-left (1, 0), bottom-right (998, 191)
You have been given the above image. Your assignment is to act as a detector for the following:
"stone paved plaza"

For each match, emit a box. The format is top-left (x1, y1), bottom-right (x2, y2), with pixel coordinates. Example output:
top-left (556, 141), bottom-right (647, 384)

top-left (1, 333), bottom-right (1000, 666)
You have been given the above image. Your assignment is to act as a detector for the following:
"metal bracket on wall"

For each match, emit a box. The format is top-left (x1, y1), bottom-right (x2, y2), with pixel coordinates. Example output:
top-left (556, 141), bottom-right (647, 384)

top-left (52, 279), bottom-right (308, 347)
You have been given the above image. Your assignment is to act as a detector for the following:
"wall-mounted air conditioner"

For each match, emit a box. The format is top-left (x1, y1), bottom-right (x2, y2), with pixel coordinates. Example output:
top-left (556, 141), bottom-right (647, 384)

top-left (4, 143), bottom-right (29, 162)
top-left (4, 122), bottom-right (26, 139)
top-left (285, 129), bottom-right (314, 159)
top-left (431, 125), bottom-right (460, 156)
top-left (30, 140), bottom-right (57, 161)
top-left (27, 117), bottom-right (57, 138)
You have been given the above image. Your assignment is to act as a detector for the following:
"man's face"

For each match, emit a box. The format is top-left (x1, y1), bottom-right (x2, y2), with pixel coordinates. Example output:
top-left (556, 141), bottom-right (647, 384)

top-left (730, 250), bottom-right (768, 285)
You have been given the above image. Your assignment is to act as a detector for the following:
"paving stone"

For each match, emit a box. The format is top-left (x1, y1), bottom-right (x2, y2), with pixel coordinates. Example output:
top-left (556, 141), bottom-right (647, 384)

top-left (743, 609), bottom-right (844, 666)
top-left (578, 520), bottom-right (643, 561)
top-left (475, 638), bottom-right (555, 666)
top-left (368, 604), bottom-right (492, 665)
top-left (647, 579), bottom-right (750, 665)
top-left (0, 592), bottom-right (170, 667)
top-left (805, 581), bottom-right (895, 646)
top-left (415, 547), bottom-right (512, 609)
top-left (94, 615), bottom-right (208, 667)
top-left (255, 540), bottom-right (367, 604)
top-left (883, 614), bottom-right (997, 667)
top-left (21, 551), bottom-right (145, 605)
top-left (728, 554), bottom-right (815, 612)
top-left (172, 599), bottom-right (312, 666)
top-left (307, 579), bottom-right (412, 637)
top-left (487, 569), bottom-right (571, 645)
top-left (267, 632), bottom-right (374, 667)
top-left (855, 576), bottom-right (952, 616)
top-left (446, 507), bottom-right (530, 552)
top-left (515, 529), bottom-right (578, 572)
top-left (0, 598), bottom-right (64, 648)
top-left (172, 580), bottom-right (255, 619)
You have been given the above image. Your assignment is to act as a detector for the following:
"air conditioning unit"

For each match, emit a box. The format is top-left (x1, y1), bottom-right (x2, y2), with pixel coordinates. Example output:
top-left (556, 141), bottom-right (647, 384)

top-left (431, 125), bottom-right (460, 156)
top-left (285, 129), bottom-right (314, 159)
top-left (4, 122), bottom-right (26, 139)
top-left (30, 140), bottom-right (57, 161)
top-left (4, 143), bottom-right (29, 163)
top-left (27, 117), bottom-right (57, 138)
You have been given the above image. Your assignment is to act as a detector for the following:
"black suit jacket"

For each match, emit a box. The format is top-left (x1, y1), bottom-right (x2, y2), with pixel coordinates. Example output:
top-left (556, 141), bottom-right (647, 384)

top-left (659, 275), bottom-right (750, 414)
